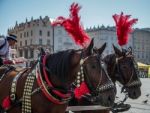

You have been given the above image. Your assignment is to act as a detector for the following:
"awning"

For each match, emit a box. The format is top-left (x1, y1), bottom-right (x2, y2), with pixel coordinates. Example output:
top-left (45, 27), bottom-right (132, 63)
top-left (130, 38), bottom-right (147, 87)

top-left (137, 62), bottom-right (149, 69)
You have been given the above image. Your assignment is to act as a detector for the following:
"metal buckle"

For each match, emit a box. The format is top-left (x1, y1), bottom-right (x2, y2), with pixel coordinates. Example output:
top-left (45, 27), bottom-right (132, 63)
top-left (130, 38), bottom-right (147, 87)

top-left (10, 94), bottom-right (16, 101)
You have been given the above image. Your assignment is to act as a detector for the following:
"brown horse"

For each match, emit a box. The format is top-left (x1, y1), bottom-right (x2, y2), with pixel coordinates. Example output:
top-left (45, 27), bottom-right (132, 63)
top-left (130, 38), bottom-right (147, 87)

top-left (0, 40), bottom-right (115, 113)
top-left (71, 44), bottom-right (141, 113)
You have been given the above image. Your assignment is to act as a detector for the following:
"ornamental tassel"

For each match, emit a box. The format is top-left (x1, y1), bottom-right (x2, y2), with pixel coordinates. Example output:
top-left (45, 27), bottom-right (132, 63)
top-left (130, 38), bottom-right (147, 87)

top-left (113, 12), bottom-right (138, 46)
top-left (2, 96), bottom-right (11, 109)
top-left (74, 82), bottom-right (90, 100)
top-left (52, 3), bottom-right (91, 48)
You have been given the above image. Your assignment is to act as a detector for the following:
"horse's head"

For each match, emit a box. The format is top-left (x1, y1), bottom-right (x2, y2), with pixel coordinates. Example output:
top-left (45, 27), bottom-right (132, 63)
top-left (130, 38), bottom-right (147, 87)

top-left (110, 45), bottom-right (142, 99)
top-left (71, 40), bottom-right (115, 107)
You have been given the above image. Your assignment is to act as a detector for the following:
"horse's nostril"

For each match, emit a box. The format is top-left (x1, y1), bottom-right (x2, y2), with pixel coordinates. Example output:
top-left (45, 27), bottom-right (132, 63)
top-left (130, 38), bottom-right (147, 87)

top-left (108, 96), bottom-right (112, 102)
top-left (133, 91), bottom-right (136, 97)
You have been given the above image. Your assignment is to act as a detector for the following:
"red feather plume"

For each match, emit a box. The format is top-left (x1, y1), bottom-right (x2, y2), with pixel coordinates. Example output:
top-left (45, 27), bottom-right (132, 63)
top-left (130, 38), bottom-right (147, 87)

top-left (113, 12), bottom-right (138, 46)
top-left (52, 3), bottom-right (91, 48)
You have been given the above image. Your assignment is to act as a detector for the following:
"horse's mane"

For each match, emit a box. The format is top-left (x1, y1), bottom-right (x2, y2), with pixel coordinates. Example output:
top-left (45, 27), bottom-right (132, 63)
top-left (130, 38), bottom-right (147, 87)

top-left (103, 54), bottom-right (116, 65)
top-left (45, 49), bottom-right (75, 83)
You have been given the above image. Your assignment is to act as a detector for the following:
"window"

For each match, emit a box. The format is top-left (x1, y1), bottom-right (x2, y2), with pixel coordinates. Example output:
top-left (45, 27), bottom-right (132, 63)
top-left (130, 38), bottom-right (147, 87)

top-left (24, 32), bottom-right (26, 37)
top-left (19, 50), bottom-right (23, 57)
top-left (47, 39), bottom-right (50, 45)
top-left (58, 29), bottom-right (62, 34)
top-left (25, 40), bottom-right (27, 46)
top-left (58, 37), bottom-right (62, 43)
top-left (31, 30), bottom-right (33, 36)
top-left (47, 31), bottom-right (50, 37)
top-left (30, 49), bottom-right (34, 58)
top-left (39, 30), bottom-right (42, 36)
top-left (24, 49), bottom-right (28, 58)
top-left (39, 39), bottom-right (42, 45)
top-left (30, 39), bottom-right (32, 45)
top-left (20, 33), bottom-right (22, 38)
top-left (27, 32), bottom-right (29, 37)
top-left (20, 41), bottom-right (22, 46)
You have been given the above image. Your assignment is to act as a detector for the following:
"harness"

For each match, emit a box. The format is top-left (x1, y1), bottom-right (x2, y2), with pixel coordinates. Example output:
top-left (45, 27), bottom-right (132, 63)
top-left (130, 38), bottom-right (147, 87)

top-left (0, 65), bottom-right (16, 82)
top-left (35, 55), bottom-right (72, 104)
top-left (1, 52), bottom-right (96, 112)
top-left (110, 54), bottom-right (141, 113)
top-left (0, 65), bottom-right (35, 113)
top-left (115, 55), bottom-right (141, 93)
top-left (73, 53), bottom-right (114, 102)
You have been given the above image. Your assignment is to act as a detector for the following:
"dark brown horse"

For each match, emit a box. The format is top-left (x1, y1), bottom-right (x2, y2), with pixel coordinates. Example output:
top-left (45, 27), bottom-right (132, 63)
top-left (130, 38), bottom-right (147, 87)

top-left (0, 40), bottom-right (115, 113)
top-left (103, 45), bottom-right (141, 99)
top-left (71, 44), bottom-right (141, 113)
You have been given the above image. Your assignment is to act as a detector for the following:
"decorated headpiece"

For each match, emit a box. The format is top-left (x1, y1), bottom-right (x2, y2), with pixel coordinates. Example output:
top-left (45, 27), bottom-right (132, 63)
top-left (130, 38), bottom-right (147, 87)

top-left (113, 12), bottom-right (138, 46)
top-left (52, 3), bottom-right (91, 48)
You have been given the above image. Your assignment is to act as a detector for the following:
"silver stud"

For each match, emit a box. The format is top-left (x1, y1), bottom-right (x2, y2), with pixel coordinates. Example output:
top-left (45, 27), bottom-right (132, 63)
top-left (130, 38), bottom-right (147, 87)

top-left (77, 72), bottom-right (81, 75)
top-left (82, 78), bottom-right (84, 82)
top-left (80, 59), bottom-right (84, 65)
top-left (11, 88), bottom-right (15, 92)
top-left (77, 84), bottom-right (80, 87)
top-left (81, 74), bottom-right (84, 77)
top-left (77, 76), bottom-right (80, 79)
top-left (77, 80), bottom-right (80, 83)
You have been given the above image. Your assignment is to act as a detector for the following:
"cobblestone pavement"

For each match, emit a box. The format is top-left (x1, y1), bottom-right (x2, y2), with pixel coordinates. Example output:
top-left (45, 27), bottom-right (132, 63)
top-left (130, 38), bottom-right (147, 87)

top-left (115, 78), bottom-right (150, 113)
top-left (69, 78), bottom-right (150, 113)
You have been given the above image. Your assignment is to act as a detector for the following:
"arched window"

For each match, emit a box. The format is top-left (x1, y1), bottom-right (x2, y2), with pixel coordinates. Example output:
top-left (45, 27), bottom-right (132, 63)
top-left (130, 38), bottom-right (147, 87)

top-left (39, 30), bottom-right (42, 36)
top-left (19, 50), bottom-right (23, 57)
top-left (24, 49), bottom-right (28, 58)
top-left (39, 39), bottom-right (42, 45)
top-left (30, 49), bottom-right (34, 58)
top-left (47, 31), bottom-right (50, 37)
top-left (31, 30), bottom-right (33, 36)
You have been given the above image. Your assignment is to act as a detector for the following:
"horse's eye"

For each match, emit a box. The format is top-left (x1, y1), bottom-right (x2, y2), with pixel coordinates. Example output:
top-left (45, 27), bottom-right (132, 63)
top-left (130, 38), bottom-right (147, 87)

top-left (101, 62), bottom-right (104, 67)
top-left (91, 64), bottom-right (96, 69)
top-left (122, 65), bottom-right (127, 69)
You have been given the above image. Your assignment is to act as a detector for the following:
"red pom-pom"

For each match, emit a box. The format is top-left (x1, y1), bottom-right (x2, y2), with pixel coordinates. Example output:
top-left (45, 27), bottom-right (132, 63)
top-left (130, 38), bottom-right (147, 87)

top-left (74, 82), bottom-right (90, 99)
top-left (3, 59), bottom-right (14, 64)
top-left (2, 96), bottom-right (11, 109)
top-left (113, 12), bottom-right (138, 46)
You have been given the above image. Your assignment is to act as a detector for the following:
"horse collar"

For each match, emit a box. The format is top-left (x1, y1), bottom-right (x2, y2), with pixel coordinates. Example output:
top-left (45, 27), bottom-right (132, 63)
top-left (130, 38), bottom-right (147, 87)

top-left (35, 55), bottom-right (72, 104)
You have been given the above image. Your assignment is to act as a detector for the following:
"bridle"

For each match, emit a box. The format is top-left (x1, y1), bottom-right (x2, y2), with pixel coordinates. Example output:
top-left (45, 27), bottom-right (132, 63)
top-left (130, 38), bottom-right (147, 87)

top-left (74, 53), bottom-right (114, 101)
top-left (113, 54), bottom-right (141, 93)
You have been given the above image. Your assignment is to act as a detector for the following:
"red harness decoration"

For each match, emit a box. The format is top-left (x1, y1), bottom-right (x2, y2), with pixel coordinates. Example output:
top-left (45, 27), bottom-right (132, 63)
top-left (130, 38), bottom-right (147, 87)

top-left (36, 68), bottom-right (64, 104)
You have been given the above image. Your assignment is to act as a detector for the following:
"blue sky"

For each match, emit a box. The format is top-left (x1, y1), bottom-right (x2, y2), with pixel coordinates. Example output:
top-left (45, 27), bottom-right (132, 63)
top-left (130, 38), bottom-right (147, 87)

top-left (0, 0), bottom-right (150, 35)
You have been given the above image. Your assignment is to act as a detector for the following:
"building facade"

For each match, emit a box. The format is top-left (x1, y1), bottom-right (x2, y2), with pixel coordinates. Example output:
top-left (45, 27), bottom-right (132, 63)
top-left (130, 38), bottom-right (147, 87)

top-left (7, 16), bottom-right (150, 64)
top-left (86, 25), bottom-right (133, 56)
top-left (132, 29), bottom-right (150, 64)
top-left (8, 16), bottom-right (79, 64)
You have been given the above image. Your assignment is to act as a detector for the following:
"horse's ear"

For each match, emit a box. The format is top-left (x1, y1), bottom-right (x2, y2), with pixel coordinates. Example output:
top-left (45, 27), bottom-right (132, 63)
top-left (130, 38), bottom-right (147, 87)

top-left (93, 47), bottom-right (98, 53)
top-left (113, 44), bottom-right (122, 56)
top-left (97, 43), bottom-right (107, 55)
top-left (85, 38), bottom-right (94, 55)
top-left (128, 46), bottom-right (132, 54)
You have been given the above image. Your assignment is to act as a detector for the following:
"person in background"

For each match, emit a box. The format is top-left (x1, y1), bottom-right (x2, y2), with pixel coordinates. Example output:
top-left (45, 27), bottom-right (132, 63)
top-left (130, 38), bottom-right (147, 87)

top-left (0, 34), bottom-right (17, 66)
